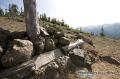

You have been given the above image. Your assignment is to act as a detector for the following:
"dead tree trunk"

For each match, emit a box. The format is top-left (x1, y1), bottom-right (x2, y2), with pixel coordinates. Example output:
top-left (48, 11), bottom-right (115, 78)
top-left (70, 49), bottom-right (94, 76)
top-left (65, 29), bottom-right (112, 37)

top-left (23, 0), bottom-right (46, 54)
top-left (23, 0), bottom-right (40, 42)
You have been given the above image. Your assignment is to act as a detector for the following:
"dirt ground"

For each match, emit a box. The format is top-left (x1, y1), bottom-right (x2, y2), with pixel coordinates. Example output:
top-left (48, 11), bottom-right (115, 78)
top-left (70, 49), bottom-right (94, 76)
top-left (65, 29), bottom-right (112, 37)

top-left (0, 17), bottom-right (25, 32)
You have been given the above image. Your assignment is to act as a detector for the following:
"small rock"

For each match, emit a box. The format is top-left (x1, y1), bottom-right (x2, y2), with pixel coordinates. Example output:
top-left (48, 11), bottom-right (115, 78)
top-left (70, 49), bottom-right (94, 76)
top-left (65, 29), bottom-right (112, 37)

top-left (59, 37), bottom-right (70, 46)
top-left (40, 26), bottom-right (49, 37)
top-left (44, 37), bottom-right (56, 52)
top-left (83, 37), bottom-right (94, 47)
top-left (86, 48), bottom-right (98, 56)
top-left (54, 31), bottom-right (64, 38)
top-left (34, 36), bottom-right (45, 54)
top-left (0, 46), bottom-right (3, 58)
top-left (76, 34), bottom-right (94, 47)
top-left (55, 56), bottom-right (70, 69)
top-left (46, 27), bottom-right (56, 36)
top-left (85, 55), bottom-right (93, 65)
top-left (85, 48), bottom-right (99, 64)
top-left (53, 38), bottom-right (59, 46)
top-left (41, 62), bottom-right (59, 79)
top-left (76, 34), bottom-right (84, 39)
top-left (0, 28), bottom-right (10, 45)
top-left (1, 39), bottom-right (33, 67)
top-left (41, 61), bottom-right (68, 79)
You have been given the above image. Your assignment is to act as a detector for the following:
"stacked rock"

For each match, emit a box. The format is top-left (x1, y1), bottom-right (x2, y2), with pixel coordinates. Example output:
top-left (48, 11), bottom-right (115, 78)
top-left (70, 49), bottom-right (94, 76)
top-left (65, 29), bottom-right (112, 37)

top-left (0, 26), bottom-right (70, 67)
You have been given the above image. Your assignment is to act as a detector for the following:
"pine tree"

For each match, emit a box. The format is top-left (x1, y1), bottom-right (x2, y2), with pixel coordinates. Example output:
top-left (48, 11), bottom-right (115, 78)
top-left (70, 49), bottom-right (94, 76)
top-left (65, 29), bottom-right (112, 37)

top-left (100, 26), bottom-right (105, 37)
top-left (0, 8), bottom-right (4, 16)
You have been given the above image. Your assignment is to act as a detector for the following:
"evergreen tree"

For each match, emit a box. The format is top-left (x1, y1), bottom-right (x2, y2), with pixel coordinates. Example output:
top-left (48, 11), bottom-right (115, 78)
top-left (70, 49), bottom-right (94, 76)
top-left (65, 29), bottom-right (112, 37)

top-left (41, 13), bottom-right (47, 21)
top-left (8, 4), bottom-right (18, 19)
top-left (61, 19), bottom-right (65, 26)
top-left (5, 9), bottom-right (9, 18)
top-left (47, 17), bottom-right (50, 22)
top-left (79, 27), bottom-right (82, 33)
top-left (100, 26), bottom-right (105, 37)
top-left (0, 8), bottom-right (4, 16)
top-left (11, 4), bottom-right (18, 16)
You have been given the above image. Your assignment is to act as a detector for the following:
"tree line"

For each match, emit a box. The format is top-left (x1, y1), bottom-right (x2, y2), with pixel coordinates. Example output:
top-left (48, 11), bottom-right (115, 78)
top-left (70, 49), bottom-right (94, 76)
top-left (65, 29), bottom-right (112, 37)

top-left (40, 13), bottom-right (69, 28)
top-left (0, 4), bottom-right (69, 28)
top-left (0, 4), bottom-right (24, 19)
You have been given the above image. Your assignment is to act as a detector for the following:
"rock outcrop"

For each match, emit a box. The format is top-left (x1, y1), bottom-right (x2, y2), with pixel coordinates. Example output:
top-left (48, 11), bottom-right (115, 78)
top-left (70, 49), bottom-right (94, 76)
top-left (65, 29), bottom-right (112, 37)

top-left (0, 26), bottom-right (99, 79)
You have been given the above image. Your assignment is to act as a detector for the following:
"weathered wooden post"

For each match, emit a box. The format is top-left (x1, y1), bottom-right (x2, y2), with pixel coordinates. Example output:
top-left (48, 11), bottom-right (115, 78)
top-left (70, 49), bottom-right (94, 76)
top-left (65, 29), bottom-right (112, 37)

top-left (23, 0), bottom-right (47, 54)
top-left (23, 0), bottom-right (40, 42)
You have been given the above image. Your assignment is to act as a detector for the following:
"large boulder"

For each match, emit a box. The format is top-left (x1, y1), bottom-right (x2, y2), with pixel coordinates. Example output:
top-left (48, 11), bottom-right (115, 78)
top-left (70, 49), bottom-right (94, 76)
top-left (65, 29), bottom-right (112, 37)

top-left (59, 37), bottom-right (70, 46)
top-left (44, 37), bottom-right (56, 52)
top-left (69, 48), bottom-right (98, 67)
top-left (76, 34), bottom-right (84, 39)
top-left (69, 48), bottom-right (85, 66)
top-left (1, 39), bottom-right (33, 67)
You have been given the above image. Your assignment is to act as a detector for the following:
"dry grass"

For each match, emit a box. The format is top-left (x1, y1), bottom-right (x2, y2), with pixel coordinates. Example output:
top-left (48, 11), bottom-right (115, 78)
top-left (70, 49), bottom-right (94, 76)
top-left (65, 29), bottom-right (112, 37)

top-left (0, 17), bottom-right (25, 32)
top-left (91, 61), bottom-right (120, 79)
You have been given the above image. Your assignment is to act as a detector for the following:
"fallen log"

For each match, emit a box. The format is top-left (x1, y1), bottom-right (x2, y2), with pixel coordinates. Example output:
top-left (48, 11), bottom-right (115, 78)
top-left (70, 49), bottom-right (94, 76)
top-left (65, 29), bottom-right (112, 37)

top-left (0, 39), bottom-right (84, 79)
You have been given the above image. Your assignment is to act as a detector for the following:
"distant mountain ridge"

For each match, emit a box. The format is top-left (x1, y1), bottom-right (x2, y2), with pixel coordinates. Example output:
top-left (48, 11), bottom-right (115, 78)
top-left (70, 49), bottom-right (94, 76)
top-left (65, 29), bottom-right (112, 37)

top-left (82, 23), bottom-right (120, 39)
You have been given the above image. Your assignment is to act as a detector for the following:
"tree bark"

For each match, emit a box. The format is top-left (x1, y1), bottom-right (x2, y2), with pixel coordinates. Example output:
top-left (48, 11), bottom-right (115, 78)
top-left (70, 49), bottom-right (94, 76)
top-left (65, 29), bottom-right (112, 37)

top-left (23, 0), bottom-right (40, 42)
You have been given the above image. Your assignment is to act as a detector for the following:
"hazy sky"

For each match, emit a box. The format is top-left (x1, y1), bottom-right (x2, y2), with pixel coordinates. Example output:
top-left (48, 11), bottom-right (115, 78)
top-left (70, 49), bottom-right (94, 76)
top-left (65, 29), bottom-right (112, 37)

top-left (0, 0), bottom-right (120, 28)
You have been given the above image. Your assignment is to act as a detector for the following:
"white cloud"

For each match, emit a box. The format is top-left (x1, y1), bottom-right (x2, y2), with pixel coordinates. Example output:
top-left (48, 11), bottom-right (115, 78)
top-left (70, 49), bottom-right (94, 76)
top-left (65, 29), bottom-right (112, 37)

top-left (36, 0), bottom-right (120, 27)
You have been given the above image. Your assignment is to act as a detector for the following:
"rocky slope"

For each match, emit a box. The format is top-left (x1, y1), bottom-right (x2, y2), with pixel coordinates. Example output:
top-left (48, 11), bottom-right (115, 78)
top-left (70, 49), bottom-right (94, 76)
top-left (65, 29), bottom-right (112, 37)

top-left (0, 17), bottom-right (120, 79)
